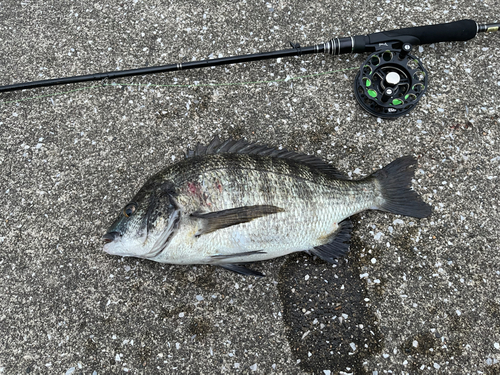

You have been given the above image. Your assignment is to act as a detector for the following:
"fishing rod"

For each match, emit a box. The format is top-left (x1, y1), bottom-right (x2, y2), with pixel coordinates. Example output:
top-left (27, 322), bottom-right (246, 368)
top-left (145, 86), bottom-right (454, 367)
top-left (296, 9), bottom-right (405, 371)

top-left (0, 19), bottom-right (498, 118)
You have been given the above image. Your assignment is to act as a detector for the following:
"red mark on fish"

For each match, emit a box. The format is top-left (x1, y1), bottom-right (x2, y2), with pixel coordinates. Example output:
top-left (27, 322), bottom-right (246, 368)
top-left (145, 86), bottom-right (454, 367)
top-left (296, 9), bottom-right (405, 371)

top-left (187, 182), bottom-right (198, 195)
top-left (215, 180), bottom-right (223, 193)
top-left (187, 181), bottom-right (212, 207)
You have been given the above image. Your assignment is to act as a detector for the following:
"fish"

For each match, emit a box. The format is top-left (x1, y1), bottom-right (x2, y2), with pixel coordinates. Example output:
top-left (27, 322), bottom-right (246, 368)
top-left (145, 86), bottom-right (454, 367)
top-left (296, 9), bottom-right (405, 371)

top-left (102, 137), bottom-right (431, 276)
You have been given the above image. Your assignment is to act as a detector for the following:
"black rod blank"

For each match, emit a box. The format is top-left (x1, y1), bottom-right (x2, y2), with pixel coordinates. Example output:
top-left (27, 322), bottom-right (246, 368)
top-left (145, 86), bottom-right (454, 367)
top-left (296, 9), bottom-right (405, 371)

top-left (0, 45), bottom-right (322, 93)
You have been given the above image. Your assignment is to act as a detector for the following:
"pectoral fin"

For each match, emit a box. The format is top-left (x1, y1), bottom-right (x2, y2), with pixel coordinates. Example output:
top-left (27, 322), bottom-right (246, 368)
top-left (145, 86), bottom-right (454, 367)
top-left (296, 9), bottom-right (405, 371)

top-left (309, 219), bottom-right (352, 263)
top-left (191, 205), bottom-right (284, 236)
top-left (211, 250), bottom-right (266, 260)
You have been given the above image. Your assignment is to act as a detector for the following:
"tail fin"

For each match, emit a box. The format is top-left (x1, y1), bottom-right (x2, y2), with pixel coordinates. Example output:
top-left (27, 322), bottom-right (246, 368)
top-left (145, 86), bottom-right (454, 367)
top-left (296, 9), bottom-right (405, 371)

top-left (373, 156), bottom-right (431, 218)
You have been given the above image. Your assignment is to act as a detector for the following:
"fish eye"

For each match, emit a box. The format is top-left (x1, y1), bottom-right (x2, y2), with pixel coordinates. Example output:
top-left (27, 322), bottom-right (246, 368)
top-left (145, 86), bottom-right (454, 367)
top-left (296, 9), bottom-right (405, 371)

top-left (123, 203), bottom-right (137, 217)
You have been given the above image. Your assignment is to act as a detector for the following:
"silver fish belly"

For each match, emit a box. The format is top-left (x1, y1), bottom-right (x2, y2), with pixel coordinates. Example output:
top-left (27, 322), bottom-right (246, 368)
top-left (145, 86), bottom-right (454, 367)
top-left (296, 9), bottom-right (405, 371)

top-left (103, 138), bottom-right (431, 276)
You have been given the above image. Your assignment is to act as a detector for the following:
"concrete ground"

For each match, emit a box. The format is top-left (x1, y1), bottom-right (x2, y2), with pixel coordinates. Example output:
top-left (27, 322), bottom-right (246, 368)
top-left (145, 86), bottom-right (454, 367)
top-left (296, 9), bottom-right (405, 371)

top-left (0, 1), bottom-right (499, 374)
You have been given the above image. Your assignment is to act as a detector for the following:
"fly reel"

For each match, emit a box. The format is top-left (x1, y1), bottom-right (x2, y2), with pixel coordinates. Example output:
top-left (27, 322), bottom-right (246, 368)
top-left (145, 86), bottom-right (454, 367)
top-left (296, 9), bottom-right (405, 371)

top-left (353, 43), bottom-right (428, 119)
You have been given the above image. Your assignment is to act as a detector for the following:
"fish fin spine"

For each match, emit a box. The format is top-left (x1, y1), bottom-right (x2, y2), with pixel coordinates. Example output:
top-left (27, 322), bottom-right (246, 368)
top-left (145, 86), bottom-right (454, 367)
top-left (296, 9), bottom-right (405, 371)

top-left (185, 137), bottom-right (347, 178)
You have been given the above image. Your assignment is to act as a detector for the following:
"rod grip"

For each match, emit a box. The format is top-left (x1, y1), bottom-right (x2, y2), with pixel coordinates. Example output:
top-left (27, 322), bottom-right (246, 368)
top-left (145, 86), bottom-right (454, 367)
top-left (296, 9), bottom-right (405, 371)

top-left (370, 19), bottom-right (477, 45)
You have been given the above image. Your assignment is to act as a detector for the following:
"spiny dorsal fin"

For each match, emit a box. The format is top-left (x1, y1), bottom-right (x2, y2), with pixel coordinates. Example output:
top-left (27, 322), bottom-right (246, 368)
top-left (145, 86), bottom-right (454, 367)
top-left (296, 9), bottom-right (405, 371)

top-left (185, 136), bottom-right (347, 179)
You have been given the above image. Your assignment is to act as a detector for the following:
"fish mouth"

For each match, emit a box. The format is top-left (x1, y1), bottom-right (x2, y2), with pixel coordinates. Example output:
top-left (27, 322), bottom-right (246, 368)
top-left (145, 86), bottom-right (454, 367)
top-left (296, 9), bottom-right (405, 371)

top-left (102, 231), bottom-right (120, 244)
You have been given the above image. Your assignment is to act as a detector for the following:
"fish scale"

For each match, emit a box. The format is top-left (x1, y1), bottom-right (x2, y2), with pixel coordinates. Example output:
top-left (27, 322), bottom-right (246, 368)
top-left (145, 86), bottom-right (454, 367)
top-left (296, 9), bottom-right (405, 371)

top-left (103, 138), bottom-right (431, 276)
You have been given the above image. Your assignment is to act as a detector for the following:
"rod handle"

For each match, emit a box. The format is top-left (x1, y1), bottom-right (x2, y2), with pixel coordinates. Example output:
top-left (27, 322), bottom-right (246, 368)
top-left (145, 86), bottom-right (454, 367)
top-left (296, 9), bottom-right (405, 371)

top-left (369, 19), bottom-right (478, 46)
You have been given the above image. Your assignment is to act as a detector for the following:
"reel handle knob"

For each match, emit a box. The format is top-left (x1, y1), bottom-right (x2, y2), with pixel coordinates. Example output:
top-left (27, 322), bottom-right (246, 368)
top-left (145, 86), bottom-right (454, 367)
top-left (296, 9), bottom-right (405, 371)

top-left (381, 88), bottom-right (394, 103)
top-left (399, 43), bottom-right (412, 59)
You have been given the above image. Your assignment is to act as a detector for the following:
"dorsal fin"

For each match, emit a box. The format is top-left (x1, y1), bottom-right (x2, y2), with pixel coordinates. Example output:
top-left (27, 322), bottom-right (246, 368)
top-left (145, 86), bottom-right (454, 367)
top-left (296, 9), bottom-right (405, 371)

top-left (185, 136), bottom-right (347, 179)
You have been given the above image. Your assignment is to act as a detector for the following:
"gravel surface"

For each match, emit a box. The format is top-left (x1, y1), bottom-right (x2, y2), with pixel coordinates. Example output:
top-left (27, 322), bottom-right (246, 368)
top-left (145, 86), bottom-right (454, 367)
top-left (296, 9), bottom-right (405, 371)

top-left (0, 1), bottom-right (499, 374)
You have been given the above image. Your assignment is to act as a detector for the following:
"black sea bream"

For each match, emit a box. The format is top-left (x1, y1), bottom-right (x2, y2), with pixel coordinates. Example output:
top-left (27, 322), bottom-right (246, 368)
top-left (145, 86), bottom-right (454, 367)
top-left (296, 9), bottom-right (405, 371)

top-left (102, 138), bottom-right (431, 276)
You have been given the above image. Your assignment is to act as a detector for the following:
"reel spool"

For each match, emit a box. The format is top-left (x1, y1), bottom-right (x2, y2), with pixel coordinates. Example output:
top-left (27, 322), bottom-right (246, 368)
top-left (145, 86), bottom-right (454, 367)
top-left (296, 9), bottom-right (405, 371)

top-left (353, 44), bottom-right (428, 119)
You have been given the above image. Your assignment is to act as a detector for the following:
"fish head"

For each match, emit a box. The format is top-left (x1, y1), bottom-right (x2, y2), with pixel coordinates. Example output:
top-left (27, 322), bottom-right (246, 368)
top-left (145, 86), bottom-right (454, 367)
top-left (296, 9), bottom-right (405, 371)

top-left (102, 178), bottom-right (181, 259)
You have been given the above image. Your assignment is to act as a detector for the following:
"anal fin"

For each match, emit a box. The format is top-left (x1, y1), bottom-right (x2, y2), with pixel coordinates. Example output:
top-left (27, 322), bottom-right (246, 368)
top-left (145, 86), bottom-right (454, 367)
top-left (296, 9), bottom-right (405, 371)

top-left (310, 219), bottom-right (352, 263)
top-left (220, 264), bottom-right (265, 277)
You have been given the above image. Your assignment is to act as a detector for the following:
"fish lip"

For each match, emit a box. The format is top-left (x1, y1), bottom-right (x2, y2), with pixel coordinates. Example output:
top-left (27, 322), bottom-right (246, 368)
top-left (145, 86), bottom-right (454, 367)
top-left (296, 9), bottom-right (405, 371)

top-left (102, 231), bottom-right (120, 244)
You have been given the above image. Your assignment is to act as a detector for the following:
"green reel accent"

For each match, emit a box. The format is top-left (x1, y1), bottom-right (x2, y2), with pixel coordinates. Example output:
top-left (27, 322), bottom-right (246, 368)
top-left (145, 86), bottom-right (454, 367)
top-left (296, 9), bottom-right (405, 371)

top-left (367, 89), bottom-right (377, 98)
